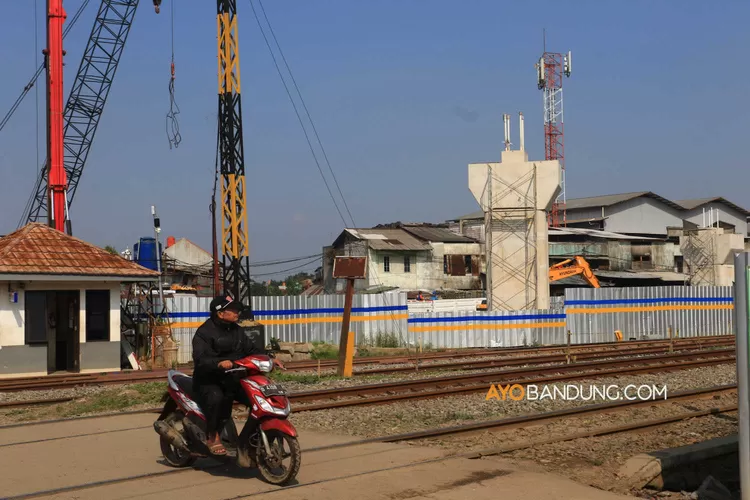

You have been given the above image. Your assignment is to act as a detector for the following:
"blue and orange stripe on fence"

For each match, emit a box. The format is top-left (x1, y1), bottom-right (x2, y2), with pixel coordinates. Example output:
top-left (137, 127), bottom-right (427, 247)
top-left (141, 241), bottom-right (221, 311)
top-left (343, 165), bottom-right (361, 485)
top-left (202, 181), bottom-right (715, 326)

top-left (169, 305), bottom-right (408, 329)
top-left (407, 312), bottom-right (566, 333)
top-left (565, 296), bottom-right (733, 315)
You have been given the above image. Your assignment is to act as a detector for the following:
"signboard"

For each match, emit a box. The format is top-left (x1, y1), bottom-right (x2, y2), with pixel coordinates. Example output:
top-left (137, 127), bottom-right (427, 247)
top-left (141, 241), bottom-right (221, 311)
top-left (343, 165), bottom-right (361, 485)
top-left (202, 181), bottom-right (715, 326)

top-left (333, 256), bottom-right (367, 279)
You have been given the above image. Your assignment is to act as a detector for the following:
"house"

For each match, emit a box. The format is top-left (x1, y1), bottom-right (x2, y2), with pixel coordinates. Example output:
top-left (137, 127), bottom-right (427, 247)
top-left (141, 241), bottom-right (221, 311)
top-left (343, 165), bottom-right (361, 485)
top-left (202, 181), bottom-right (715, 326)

top-left (162, 237), bottom-right (215, 296)
top-left (675, 197), bottom-right (750, 235)
top-left (0, 223), bottom-right (159, 378)
top-left (449, 192), bottom-right (750, 238)
top-left (448, 191), bottom-right (750, 287)
top-left (323, 224), bottom-right (482, 293)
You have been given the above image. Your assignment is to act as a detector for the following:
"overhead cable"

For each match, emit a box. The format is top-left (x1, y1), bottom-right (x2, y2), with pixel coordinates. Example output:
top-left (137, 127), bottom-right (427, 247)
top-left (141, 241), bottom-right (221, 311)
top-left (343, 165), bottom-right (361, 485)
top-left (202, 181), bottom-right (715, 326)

top-left (0, 0), bottom-right (92, 133)
top-left (248, 0), bottom-right (350, 228)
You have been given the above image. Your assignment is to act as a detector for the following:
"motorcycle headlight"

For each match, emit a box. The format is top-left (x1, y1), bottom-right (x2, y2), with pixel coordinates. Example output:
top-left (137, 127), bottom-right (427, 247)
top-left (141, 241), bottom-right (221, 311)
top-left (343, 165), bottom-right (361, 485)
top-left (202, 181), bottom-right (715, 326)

top-left (251, 358), bottom-right (273, 372)
top-left (253, 394), bottom-right (290, 416)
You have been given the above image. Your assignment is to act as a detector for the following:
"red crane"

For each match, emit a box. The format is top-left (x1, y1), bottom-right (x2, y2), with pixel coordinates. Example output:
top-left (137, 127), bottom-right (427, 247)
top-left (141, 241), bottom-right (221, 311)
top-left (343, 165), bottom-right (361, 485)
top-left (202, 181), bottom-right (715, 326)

top-left (46, 0), bottom-right (69, 233)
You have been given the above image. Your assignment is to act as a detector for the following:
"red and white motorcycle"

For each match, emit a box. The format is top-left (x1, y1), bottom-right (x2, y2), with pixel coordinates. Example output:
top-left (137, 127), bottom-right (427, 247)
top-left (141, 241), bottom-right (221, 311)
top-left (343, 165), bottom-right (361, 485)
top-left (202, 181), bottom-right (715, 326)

top-left (153, 342), bottom-right (300, 485)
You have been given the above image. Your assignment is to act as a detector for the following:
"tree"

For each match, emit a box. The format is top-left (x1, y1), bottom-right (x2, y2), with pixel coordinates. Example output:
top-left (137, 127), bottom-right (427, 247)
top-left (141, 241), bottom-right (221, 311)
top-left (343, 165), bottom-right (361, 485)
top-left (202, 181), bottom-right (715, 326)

top-left (104, 245), bottom-right (119, 255)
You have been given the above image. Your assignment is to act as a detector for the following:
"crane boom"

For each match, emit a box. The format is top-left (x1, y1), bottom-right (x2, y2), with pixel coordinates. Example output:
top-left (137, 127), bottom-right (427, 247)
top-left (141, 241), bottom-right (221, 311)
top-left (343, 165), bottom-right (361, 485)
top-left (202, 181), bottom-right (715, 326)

top-left (46, 0), bottom-right (68, 233)
top-left (24, 0), bottom-right (140, 230)
top-left (217, 0), bottom-right (252, 311)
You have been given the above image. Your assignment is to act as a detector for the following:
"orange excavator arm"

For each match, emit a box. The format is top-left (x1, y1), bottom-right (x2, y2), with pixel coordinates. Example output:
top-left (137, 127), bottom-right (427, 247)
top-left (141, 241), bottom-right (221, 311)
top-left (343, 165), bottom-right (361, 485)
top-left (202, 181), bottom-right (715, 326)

top-left (549, 256), bottom-right (601, 288)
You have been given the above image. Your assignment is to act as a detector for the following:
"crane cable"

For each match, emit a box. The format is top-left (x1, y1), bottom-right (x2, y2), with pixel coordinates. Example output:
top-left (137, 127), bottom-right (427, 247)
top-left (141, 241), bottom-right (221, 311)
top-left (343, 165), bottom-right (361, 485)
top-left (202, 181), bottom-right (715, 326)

top-left (165, 0), bottom-right (181, 149)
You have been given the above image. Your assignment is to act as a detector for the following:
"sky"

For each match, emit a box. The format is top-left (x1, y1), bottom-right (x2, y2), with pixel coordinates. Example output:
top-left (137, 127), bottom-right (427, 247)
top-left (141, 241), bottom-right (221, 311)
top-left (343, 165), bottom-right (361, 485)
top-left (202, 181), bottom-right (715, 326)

top-left (0, 0), bottom-right (748, 278)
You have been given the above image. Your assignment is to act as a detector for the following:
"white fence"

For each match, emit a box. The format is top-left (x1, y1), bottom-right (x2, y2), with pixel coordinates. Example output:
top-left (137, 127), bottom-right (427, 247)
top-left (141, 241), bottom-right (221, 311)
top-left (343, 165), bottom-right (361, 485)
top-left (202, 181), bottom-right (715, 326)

top-left (564, 286), bottom-right (733, 344)
top-left (165, 291), bottom-right (408, 364)
top-left (407, 309), bottom-right (566, 348)
top-left (140, 285), bottom-right (734, 362)
top-left (407, 298), bottom-right (484, 314)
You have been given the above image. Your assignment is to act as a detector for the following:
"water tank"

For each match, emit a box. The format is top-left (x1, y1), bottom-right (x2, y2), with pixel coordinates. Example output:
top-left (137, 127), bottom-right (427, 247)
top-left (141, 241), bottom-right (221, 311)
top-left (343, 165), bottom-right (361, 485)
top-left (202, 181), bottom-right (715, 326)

top-left (133, 237), bottom-right (162, 271)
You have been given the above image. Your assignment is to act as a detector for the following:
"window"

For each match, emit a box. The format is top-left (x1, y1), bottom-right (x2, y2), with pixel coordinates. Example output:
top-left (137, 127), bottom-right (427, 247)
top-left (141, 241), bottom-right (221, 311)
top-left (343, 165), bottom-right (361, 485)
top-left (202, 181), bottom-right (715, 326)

top-left (443, 255), bottom-right (448, 274)
top-left (404, 256), bottom-right (411, 273)
top-left (25, 291), bottom-right (47, 344)
top-left (383, 256), bottom-right (390, 273)
top-left (86, 290), bottom-right (110, 342)
top-left (464, 255), bottom-right (472, 275)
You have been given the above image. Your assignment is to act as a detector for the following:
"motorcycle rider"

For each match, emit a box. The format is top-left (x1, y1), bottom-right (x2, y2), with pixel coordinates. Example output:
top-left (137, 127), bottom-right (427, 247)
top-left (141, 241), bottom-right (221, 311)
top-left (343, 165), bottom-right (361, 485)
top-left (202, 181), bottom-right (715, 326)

top-left (192, 295), bottom-right (260, 455)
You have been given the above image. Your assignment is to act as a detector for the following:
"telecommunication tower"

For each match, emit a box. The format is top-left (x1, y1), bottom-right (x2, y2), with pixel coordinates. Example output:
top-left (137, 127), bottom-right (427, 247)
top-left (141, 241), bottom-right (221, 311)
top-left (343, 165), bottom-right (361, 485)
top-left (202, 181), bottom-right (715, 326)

top-left (536, 46), bottom-right (571, 227)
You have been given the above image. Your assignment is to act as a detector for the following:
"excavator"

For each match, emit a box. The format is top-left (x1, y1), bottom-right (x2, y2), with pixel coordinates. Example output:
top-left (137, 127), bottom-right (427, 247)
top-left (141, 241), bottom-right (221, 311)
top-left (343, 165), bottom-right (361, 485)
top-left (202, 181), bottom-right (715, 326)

top-left (477, 256), bottom-right (599, 310)
top-left (549, 255), bottom-right (601, 288)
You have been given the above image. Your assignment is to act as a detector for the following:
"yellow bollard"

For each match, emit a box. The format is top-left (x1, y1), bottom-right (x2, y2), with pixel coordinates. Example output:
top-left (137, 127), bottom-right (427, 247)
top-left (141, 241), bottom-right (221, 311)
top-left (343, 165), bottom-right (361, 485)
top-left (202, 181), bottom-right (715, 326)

top-left (342, 332), bottom-right (355, 378)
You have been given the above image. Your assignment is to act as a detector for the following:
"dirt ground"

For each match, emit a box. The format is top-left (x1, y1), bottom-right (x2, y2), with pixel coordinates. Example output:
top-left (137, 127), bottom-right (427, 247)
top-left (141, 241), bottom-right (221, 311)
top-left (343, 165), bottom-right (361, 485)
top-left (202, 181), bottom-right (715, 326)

top-left (0, 412), bottom-right (634, 500)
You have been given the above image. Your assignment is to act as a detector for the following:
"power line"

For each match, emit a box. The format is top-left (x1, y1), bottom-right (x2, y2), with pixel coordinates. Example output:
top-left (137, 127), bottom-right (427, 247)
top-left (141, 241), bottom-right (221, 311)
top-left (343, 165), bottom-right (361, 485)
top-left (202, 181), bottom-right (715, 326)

top-left (256, 0), bottom-right (355, 227)
top-left (250, 256), bottom-right (321, 278)
top-left (247, 0), bottom-right (351, 228)
top-left (0, 0), bottom-right (91, 134)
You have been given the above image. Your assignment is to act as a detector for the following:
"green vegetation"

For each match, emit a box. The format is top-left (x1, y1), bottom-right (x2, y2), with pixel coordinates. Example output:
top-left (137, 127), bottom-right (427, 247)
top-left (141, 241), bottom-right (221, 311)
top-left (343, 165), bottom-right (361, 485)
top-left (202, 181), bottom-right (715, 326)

top-left (1, 382), bottom-right (167, 423)
top-left (309, 341), bottom-right (339, 360)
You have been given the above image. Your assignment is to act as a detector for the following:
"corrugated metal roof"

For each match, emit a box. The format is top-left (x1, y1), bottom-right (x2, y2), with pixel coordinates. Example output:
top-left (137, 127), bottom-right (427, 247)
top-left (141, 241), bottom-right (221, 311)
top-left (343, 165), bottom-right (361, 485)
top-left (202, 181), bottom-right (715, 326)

top-left (593, 270), bottom-right (688, 282)
top-left (676, 197), bottom-right (750, 216)
top-left (565, 191), bottom-right (684, 211)
top-left (549, 227), bottom-right (660, 240)
top-left (0, 223), bottom-right (160, 277)
top-left (401, 226), bottom-right (476, 243)
top-left (343, 229), bottom-right (431, 251)
top-left (452, 193), bottom-right (750, 221)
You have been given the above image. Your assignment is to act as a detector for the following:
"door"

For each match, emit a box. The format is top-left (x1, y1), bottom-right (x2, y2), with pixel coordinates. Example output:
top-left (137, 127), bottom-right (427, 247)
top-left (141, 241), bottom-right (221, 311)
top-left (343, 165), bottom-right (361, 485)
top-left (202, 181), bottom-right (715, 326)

top-left (55, 291), bottom-right (80, 372)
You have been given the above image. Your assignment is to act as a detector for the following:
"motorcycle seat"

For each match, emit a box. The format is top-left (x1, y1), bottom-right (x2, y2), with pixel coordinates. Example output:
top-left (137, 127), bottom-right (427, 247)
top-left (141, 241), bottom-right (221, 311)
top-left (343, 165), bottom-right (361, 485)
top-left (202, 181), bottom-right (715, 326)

top-left (172, 373), bottom-right (196, 400)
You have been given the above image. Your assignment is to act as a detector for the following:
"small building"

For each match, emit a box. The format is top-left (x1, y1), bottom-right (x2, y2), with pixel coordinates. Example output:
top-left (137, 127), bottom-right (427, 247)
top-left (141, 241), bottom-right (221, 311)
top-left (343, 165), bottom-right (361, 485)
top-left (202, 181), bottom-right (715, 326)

top-left (162, 237), bottom-right (215, 296)
top-left (676, 197), bottom-right (750, 235)
top-left (323, 224), bottom-right (482, 293)
top-left (449, 192), bottom-right (750, 239)
top-left (0, 223), bottom-right (158, 378)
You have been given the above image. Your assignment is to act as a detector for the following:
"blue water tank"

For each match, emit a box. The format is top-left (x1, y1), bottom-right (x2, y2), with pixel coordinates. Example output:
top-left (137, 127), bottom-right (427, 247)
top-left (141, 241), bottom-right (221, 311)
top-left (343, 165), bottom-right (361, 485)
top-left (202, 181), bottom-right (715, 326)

top-left (133, 237), bottom-right (162, 271)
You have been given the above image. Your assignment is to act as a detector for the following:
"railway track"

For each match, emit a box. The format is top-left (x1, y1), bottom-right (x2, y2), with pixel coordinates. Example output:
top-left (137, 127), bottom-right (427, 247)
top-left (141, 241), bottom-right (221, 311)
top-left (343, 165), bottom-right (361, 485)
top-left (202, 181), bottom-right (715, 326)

top-left (0, 337), bottom-right (734, 393)
top-left (289, 348), bottom-right (735, 407)
top-left (2, 348), bottom-right (735, 432)
top-left (286, 335), bottom-right (734, 371)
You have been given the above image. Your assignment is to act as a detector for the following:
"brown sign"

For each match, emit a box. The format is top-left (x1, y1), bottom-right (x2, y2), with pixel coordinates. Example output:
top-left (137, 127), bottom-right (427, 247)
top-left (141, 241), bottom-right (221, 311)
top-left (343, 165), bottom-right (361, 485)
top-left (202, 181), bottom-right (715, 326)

top-left (333, 256), bottom-right (367, 279)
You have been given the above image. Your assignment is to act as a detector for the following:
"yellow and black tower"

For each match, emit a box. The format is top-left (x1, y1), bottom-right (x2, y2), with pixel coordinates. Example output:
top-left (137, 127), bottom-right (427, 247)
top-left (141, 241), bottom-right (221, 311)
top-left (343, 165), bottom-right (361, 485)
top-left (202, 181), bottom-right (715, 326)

top-left (217, 0), bottom-right (251, 310)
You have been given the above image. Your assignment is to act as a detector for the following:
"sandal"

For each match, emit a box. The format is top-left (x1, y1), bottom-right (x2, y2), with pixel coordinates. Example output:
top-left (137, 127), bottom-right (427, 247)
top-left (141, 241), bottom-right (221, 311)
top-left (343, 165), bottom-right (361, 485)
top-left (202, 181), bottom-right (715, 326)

top-left (208, 441), bottom-right (227, 456)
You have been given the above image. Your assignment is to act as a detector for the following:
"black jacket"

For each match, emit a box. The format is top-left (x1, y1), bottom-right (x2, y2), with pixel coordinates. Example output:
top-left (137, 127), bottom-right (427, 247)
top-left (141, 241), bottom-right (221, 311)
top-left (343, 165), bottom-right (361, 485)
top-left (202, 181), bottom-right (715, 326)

top-left (192, 315), bottom-right (259, 384)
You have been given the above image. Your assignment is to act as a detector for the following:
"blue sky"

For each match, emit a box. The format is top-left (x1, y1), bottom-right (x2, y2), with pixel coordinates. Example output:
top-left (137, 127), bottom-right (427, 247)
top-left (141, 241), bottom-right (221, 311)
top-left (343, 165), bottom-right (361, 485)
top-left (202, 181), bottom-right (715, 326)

top-left (0, 0), bottom-right (747, 277)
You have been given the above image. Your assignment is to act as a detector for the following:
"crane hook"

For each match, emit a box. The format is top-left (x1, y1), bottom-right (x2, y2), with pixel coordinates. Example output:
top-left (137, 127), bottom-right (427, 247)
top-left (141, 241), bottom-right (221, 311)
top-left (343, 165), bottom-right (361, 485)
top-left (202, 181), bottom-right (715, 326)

top-left (153, 0), bottom-right (162, 14)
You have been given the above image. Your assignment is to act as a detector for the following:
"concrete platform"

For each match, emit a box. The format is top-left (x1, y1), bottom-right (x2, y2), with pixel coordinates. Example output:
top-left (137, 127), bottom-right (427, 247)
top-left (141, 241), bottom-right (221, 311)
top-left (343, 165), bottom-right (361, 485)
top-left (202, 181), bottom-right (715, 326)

top-left (618, 434), bottom-right (739, 491)
top-left (0, 413), bottom-right (634, 499)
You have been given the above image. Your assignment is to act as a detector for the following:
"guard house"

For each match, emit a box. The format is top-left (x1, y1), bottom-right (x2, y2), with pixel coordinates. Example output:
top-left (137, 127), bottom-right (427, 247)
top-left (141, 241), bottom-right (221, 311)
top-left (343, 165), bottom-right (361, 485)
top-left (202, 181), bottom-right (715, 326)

top-left (0, 223), bottom-right (159, 378)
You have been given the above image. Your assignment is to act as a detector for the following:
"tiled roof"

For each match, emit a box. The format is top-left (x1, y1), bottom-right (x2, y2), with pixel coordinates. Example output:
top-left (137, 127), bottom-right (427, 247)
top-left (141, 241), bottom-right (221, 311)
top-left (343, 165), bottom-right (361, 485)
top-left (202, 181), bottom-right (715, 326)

top-left (0, 223), bottom-right (160, 277)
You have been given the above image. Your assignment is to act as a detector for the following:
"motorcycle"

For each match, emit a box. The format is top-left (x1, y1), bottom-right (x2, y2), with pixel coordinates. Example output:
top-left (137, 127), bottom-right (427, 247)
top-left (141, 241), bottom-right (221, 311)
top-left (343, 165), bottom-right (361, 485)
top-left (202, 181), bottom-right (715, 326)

top-left (153, 340), bottom-right (301, 485)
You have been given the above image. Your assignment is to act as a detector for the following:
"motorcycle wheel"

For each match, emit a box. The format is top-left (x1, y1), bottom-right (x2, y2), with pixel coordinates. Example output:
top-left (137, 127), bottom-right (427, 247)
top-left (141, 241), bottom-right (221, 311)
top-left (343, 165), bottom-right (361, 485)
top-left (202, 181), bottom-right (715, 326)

top-left (255, 430), bottom-right (301, 486)
top-left (160, 436), bottom-right (197, 468)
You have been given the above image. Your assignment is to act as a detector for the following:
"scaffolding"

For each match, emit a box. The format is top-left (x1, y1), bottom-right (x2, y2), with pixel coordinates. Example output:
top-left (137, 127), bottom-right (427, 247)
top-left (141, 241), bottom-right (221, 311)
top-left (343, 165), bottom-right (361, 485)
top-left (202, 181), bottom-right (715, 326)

top-left (682, 228), bottom-right (717, 286)
top-left (484, 164), bottom-right (539, 311)
top-left (121, 282), bottom-right (175, 368)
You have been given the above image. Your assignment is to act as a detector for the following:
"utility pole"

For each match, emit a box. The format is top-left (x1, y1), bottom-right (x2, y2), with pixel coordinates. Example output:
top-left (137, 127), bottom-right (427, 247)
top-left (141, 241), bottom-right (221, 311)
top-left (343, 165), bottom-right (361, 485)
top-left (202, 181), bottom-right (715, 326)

top-left (152, 205), bottom-right (165, 313)
top-left (733, 252), bottom-right (750, 500)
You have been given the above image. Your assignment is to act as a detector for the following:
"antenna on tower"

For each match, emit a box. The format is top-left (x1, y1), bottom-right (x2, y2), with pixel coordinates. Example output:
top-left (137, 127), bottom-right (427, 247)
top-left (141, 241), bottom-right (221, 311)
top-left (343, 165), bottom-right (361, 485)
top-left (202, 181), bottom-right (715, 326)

top-left (503, 113), bottom-right (511, 151)
top-left (519, 112), bottom-right (525, 151)
top-left (537, 38), bottom-right (572, 228)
